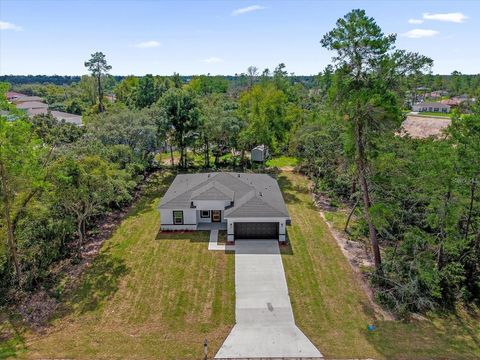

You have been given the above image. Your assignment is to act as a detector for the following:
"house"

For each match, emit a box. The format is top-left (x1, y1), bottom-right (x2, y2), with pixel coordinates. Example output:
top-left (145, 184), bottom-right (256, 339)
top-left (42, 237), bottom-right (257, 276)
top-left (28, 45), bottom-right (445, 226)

top-left (6, 91), bottom-right (25, 101)
top-left (251, 145), bottom-right (268, 162)
top-left (158, 172), bottom-right (290, 242)
top-left (12, 96), bottom-right (44, 104)
top-left (424, 90), bottom-right (448, 99)
top-left (412, 102), bottom-right (450, 113)
top-left (16, 101), bottom-right (49, 110)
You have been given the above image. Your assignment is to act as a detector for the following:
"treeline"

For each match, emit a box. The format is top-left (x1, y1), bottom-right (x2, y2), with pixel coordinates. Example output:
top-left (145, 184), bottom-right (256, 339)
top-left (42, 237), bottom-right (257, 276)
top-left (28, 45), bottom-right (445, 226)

top-left (295, 10), bottom-right (480, 315)
top-left (1, 9), bottom-right (479, 317)
top-left (0, 57), bottom-right (312, 306)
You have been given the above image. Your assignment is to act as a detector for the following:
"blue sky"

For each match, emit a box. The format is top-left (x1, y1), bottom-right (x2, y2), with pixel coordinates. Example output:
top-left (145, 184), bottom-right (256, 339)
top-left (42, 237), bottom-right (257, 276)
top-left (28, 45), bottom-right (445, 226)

top-left (1, 0), bottom-right (479, 75)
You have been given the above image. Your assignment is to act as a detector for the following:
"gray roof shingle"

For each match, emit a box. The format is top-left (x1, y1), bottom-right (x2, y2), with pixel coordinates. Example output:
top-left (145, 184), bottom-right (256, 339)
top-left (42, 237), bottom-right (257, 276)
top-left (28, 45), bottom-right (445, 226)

top-left (159, 172), bottom-right (289, 218)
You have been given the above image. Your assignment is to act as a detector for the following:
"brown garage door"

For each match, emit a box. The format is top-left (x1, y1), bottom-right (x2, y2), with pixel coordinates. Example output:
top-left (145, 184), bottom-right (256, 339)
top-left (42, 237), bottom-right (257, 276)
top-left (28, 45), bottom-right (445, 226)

top-left (234, 222), bottom-right (279, 239)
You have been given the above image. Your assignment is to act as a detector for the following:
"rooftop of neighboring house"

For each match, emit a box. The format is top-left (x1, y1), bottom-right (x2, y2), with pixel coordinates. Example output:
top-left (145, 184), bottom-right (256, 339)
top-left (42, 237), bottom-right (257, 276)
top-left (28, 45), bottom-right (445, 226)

top-left (159, 172), bottom-right (290, 218)
top-left (6, 91), bottom-right (25, 100)
top-left (413, 102), bottom-right (451, 108)
top-left (12, 95), bottom-right (44, 104)
top-left (16, 101), bottom-right (49, 109)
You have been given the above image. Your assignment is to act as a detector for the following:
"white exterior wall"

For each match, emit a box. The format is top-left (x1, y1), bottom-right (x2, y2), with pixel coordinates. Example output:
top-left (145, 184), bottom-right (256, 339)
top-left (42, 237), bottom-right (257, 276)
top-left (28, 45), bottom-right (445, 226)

top-left (197, 210), bottom-right (225, 223)
top-left (226, 217), bottom-right (289, 242)
top-left (193, 199), bottom-right (230, 210)
top-left (160, 208), bottom-right (197, 231)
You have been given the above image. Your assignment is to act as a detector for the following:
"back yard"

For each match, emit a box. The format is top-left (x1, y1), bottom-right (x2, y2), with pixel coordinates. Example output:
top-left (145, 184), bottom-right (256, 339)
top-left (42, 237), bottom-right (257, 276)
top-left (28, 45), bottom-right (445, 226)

top-left (1, 170), bottom-right (479, 359)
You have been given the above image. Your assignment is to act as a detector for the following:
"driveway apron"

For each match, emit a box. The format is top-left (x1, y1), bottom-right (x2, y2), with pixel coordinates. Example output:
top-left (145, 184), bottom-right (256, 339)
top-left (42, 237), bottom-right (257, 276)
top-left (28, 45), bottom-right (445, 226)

top-left (215, 240), bottom-right (322, 359)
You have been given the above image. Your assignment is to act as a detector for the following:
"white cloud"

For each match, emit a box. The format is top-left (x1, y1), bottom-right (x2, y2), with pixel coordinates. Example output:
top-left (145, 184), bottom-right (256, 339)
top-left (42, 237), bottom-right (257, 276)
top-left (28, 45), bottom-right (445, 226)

top-left (408, 18), bottom-right (424, 24)
top-left (134, 40), bottom-right (161, 48)
top-left (402, 29), bottom-right (439, 38)
top-left (203, 57), bottom-right (223, 63)
top-left (423, 12), bottom-right (467, 23)
top-left (0, 21), bottom-right (23, 31)
top-left (231, 5), bottom-right (266, 16)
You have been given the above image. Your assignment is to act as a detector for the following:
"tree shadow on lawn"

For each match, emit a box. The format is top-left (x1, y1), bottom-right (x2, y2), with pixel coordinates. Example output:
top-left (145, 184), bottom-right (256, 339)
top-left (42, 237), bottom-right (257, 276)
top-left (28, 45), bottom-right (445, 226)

top-left (65, 253), bottom-right (129, 315)
top-left (277, 174), bottom-right (306, 204)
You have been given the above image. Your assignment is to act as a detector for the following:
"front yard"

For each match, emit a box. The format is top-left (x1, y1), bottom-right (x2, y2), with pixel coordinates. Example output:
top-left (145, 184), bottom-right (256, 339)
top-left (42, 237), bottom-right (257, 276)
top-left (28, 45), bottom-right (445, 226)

top-left (2, 169), bottom-right (479, 359)
top-left (3, 172), bottom-right (234, 359)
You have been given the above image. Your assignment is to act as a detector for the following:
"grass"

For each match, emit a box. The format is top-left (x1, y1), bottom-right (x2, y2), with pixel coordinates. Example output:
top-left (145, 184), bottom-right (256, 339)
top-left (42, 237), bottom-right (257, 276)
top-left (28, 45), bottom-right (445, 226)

top-left (2, 169), bottom-right (479, 359)
top-left (3, 171), bottom-right (235, 359)
top-left (279, 171), bottom-right (480, 359)
top-left (266, 156), bottom-right (298, 168)
top-left (415, 111), bottom-right (452, 118)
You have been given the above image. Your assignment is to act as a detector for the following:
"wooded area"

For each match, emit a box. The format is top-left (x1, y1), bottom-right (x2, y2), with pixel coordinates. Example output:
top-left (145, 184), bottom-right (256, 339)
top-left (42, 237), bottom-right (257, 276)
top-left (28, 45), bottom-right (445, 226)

top-left (1, 9), bottom-right (479, 326)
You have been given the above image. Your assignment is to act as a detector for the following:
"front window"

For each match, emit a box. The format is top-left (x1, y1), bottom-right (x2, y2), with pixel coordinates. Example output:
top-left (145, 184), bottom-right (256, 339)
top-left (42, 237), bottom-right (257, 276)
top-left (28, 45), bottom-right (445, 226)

top-left (200, 210), bottom-right (210, 218)
top-left (173, 211), bottom-right (183, 225)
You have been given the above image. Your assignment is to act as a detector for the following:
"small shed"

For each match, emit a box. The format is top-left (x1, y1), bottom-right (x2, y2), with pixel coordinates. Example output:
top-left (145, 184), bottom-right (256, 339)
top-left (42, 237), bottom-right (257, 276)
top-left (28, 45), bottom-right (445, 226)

top-left (251, 145), bottom-right (268, 163)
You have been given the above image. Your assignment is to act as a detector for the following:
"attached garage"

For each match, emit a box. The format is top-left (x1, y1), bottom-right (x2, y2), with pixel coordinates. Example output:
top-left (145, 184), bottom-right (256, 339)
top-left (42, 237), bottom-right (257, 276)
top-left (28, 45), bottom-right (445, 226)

top-left (234, 222), bottom-right (279, 240)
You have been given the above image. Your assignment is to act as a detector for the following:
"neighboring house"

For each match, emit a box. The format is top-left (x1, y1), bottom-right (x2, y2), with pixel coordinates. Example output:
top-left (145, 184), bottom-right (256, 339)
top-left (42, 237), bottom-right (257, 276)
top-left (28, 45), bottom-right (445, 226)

top-left (50, 110), bottom-right (83, 126)
top-left (424, 90), bottom-right (448, 99)
top-left (412, 102), bottom-right (451, 113)
top-left (16, 101), bottom-right (48, 110)
top-left (251, 145), bottom-right (268, 162)
top-left (12, 96), bottom-right (44, 104)
top-left (6, 91), bottom-right (25, 101)
top-left (158, 172), bottom-right (290, 242)
top-left (25, 108), bottom-right (83, 126)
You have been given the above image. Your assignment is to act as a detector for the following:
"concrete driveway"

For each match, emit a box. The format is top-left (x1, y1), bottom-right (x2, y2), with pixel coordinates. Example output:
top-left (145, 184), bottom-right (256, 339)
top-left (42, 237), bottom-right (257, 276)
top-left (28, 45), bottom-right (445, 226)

top-left (215, 240), bottom-right (322, 359)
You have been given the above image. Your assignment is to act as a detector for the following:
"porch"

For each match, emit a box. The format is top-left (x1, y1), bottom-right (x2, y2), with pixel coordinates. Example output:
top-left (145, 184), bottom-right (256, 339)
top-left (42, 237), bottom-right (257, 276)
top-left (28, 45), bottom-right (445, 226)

top-left (197, 222), bottom-right (227, 230)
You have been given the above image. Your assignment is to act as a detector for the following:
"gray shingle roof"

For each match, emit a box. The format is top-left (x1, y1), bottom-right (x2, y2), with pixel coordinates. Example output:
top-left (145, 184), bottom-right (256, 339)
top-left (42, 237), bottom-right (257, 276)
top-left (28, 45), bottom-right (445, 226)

top-left (159, 172), bottom-right (289, 218)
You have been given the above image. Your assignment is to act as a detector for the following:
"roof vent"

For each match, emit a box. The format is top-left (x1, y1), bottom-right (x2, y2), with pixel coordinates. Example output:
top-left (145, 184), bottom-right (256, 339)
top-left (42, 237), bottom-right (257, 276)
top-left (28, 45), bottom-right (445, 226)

top-left (259, 191), bottom-right (263, 197)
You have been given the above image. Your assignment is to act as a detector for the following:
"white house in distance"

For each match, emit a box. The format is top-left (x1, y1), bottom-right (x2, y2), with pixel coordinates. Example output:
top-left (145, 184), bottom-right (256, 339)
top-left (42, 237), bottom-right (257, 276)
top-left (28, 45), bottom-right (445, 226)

top-left (412, 102), bottom-right (451, 113)
top-left (158, 172), bottom-right (290, 242)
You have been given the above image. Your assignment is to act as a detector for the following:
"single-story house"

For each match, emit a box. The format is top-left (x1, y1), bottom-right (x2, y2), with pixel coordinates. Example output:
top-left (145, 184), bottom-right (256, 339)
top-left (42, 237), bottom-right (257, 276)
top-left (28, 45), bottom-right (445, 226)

top-left (251, 145), bottom-right (268, 162)
top-left (158, 172), bottom-right (290, 242)
top-left (16, 101), bottom-right (48, 110)
top-left (12, 96), bottom-right (44, 104)
top-left (412, 102), bottom-right (450, 113)
top-left (6, 91), bottom-right (25, 101)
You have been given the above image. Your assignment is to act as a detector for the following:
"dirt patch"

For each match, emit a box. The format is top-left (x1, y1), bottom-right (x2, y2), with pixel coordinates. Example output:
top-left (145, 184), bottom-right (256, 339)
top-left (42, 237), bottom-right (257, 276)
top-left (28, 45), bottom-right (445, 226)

top-left (8, 172), bottom-right (160, 330)
top-left (312, 192), bottom-right (394, 321)
top-left (400, 115), bottom-right (451, 139)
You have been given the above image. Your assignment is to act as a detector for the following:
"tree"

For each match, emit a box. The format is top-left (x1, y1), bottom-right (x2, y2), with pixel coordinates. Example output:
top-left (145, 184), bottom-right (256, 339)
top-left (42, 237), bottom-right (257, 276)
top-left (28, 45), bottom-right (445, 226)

top-left (114, 75), bottom-right (139, 108)
top-left (84, 52), bottom-right (112, 113)
top-left (0, 119), bottom-right (50, 283)
top-left (136, 74), bottom-right (159, 108)
top-left (87, 108), bottom-right (159, 161)
top-left (199, 94), bottom-right (244, 167)
top-left (51, 155), bottom-right (133, 245)
top-left (247, 66), bottom-right (259, 88)
top-left (158, 88), bottom-right (200, 168)
top-left (320, 9), bottom-right (399, 270)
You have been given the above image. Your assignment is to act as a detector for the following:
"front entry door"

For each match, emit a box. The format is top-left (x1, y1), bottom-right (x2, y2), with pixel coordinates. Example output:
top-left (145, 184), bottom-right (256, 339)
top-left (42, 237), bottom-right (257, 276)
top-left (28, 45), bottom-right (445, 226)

top-left (211, 210), bottom-right (221, 222)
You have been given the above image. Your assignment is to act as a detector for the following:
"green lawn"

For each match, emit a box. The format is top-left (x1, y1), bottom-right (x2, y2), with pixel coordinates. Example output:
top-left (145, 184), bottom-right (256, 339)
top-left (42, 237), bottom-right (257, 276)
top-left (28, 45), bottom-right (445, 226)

top-left (266, 156), bottom-right (298, 168)
top-left (415, 111), bottom-right (452, 118)
top-left (2, 170), bottom-right (479, 359)
top-left (2, 171), bottom-right (235, 359)
top-left (279, 171), bottom-right (480, 359)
